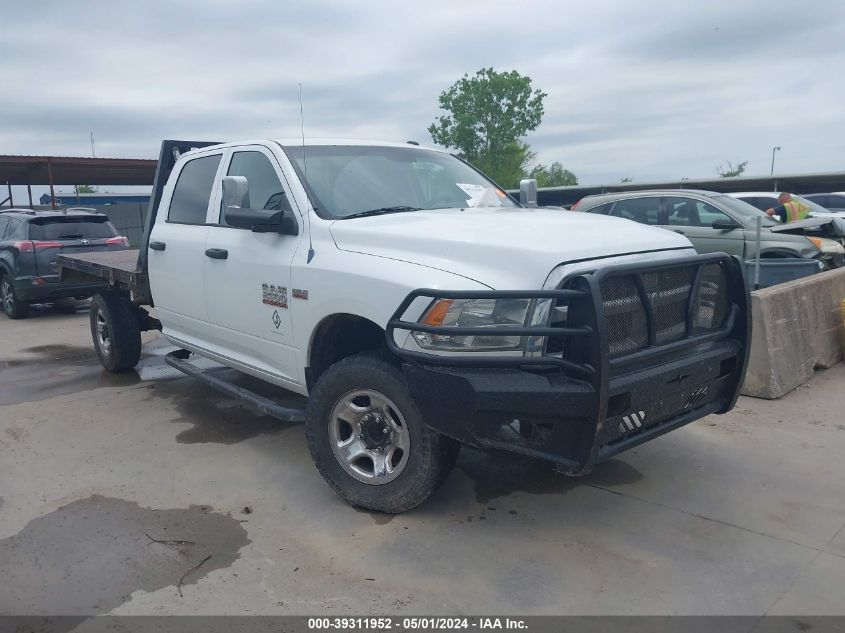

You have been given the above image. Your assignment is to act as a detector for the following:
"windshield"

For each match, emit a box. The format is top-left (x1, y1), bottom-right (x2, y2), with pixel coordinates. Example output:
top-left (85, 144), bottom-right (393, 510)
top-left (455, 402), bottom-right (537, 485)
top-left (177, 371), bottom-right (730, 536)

top-left (713, 195), bottom-right (777, 227)
top-left (282, 144), bottom-right (517, 219)
top-left (793, 195), bottom-right (833, 215)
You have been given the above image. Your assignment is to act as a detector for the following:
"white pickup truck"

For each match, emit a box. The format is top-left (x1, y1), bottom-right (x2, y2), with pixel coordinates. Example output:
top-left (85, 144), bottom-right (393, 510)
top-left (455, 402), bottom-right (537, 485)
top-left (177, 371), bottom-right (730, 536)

top-left (59, 139), bottom-right (750, 513)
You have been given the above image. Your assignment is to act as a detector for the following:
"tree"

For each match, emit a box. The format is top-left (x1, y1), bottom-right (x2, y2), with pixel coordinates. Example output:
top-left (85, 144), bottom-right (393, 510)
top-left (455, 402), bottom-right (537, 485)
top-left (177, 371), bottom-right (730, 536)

top-left (716, 161), bottom-right (748, 178)
top-left (528, 162), bottom-right (578, 187)
top-left (620, 176), bottom-right (633, 183)
top-left (74, 184), bottom-right (95, 193)
top-left (428, 68), bottom-right (547, 188)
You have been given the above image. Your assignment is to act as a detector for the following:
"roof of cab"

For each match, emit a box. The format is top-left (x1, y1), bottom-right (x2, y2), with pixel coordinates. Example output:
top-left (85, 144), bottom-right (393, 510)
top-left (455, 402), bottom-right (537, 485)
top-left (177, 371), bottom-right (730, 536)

top-left (180, 138), bottom-right (444, 158)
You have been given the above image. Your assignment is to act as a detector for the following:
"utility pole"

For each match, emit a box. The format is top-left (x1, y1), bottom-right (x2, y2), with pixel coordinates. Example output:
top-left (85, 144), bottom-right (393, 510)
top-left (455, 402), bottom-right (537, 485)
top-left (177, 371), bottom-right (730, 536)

top-left (770, 146), bottom-right (781, 176)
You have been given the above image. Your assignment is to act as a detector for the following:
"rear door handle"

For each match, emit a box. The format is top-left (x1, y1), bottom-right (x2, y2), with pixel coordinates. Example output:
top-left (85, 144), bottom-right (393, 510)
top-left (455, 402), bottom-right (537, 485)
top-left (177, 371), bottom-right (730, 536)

top-left (149, 241), bottom-right (166, 251)
top-left (205, 248), bottom-right (228, 260)
top-left (672, 229), bottom-right (686, 234)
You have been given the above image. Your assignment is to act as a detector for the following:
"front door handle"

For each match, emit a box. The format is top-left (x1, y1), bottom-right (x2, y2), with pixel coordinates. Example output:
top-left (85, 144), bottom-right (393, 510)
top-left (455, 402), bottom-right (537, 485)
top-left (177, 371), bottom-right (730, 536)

top-left (205, 248), bottom-right (228, 260)
top-left (149, 241), bottom-right (166, 251)
top-left (672, 229), bottom-right (686, 234)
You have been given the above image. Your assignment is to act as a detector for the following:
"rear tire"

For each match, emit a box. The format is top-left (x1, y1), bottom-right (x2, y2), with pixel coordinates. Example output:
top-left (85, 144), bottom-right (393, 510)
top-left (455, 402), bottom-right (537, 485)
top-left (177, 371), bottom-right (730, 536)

top-left (1, 275), bottom-right (29, 319)
top-left (305, 353), bottom-right (460, 513)
top-left (90, 292), bottom-right (142, 372)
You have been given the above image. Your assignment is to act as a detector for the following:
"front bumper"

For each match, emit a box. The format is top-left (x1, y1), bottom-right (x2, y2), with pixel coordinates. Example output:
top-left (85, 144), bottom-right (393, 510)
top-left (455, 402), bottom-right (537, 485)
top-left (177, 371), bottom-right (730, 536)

top-left (387, 253), bottom-right (750, 474)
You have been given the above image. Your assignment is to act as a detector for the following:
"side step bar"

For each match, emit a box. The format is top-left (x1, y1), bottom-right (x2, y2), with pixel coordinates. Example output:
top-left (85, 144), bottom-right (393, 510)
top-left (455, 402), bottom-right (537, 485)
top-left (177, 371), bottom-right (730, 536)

top-left (164, 350), bottom-right (306, 422)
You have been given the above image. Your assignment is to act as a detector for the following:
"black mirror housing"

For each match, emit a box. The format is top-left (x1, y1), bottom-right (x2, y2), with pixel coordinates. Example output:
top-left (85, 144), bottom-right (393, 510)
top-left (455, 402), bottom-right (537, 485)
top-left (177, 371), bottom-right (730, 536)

top-left (712, 218), bottom-right (740, 230)
top-left (224, 206), bottom-right (298, 235)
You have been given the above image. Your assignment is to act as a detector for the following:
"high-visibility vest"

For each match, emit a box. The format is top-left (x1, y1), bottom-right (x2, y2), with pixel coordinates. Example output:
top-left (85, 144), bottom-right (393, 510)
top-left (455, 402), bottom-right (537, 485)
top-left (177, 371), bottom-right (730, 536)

top-left (783, 199), bottom-right (810, 222)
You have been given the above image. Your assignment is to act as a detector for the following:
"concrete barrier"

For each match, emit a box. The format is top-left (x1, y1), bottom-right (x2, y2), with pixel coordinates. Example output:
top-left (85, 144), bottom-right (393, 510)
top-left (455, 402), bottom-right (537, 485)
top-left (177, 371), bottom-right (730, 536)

top-left (741, 267), bottom-right (845, 399)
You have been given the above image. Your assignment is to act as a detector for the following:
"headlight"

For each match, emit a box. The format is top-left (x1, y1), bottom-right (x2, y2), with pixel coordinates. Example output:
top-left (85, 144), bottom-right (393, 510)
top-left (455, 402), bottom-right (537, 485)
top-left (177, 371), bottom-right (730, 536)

top-left (412, 298), bottom-right (531, 351)
top-left (807, 236), bottom-right (845, 255)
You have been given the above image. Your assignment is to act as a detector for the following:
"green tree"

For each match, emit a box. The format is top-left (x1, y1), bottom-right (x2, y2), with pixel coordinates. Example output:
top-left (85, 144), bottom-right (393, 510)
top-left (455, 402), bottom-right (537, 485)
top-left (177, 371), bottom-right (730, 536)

top-left (74, 184), bottom-right (96, 193)
top-left (716, 161), bottom-right (748, 178)
top-left (528, 162), bottom-right (578, 187)
top-left (428, 68), bottom-right (547, 188)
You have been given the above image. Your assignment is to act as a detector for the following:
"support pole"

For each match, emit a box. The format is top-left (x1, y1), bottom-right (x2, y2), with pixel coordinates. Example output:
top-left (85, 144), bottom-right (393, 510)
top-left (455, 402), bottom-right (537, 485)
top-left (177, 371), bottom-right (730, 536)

top-left (6, 181), bottom-right (12, 207)
top-left (754, 215), bottom-right (762, 291)
top-left (27, 184), bottom-right (33, 209)
top-left (47, 159), bottom-right (56, 209)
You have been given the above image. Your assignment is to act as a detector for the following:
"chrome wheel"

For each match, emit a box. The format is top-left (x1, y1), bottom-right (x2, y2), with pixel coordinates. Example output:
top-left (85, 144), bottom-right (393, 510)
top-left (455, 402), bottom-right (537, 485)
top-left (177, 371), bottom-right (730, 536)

top-left (328, 389), bottom-right (410, 485)
top-left (1, 279), bottom-right (13, 315)
top-left (95, 311), bottom-right (112, 357)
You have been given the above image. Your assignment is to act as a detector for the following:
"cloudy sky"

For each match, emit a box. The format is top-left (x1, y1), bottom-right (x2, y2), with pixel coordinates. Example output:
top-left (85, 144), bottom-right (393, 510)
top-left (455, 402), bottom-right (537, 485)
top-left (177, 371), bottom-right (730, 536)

top-left (2, 0), bottom-right (843, 198)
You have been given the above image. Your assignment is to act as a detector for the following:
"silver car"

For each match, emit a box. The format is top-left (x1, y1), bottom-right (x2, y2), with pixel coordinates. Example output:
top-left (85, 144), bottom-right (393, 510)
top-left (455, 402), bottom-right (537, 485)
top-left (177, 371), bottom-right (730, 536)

top-left (573, 189), bottom-right (844, 268)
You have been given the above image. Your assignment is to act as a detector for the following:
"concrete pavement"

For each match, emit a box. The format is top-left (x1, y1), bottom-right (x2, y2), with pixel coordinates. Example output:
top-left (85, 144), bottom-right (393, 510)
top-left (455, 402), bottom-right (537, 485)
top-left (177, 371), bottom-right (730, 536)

top-left (1, 303), bottom-right (844, 616)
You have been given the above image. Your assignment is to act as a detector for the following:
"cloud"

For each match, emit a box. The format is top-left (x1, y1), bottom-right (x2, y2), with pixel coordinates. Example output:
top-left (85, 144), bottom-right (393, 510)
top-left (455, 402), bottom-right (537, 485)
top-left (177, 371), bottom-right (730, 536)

top-left (1, 0), bottom-right (843, 201)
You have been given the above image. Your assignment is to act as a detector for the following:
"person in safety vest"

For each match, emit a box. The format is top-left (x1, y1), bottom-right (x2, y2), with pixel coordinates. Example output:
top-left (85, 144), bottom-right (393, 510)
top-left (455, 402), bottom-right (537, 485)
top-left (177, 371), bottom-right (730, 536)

top-left (766, 193), bottom-right (810, 223)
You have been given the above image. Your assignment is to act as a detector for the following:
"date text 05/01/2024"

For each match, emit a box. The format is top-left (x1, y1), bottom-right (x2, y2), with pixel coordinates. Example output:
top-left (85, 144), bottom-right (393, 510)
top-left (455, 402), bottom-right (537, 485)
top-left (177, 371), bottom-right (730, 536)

top-left (307, 617), bottom-right (528, 630)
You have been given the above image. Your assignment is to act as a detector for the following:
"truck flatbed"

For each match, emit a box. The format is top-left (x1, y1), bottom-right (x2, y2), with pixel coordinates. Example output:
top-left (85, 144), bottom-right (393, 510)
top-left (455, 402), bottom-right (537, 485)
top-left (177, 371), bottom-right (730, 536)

top-left (58, 249), bottom-right (152, 304)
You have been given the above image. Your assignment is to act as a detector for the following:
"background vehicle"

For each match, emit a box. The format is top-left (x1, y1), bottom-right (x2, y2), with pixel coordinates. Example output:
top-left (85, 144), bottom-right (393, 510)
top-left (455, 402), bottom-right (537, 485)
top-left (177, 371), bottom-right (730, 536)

top-left (736, 192), bottom-right (845, 219)
top-left (802, 193), bottom-right (845, 215)
top-left (58, 140), bottom-right (750, 513)
top-left (573, 189), bottom-right (845, 269)
top-left (0, 208), bottom-right (129, 318)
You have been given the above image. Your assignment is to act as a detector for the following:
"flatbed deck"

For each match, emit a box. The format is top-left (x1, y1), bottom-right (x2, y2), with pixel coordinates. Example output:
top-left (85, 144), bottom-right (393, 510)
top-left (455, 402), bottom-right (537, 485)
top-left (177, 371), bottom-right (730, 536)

top-left (58, 249), bottom-right (152, 304)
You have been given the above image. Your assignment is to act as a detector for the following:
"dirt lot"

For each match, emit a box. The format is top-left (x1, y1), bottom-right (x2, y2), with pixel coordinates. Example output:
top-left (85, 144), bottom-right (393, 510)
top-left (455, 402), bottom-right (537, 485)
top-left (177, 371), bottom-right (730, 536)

top-left (1, 303), bottom-right (844, 616)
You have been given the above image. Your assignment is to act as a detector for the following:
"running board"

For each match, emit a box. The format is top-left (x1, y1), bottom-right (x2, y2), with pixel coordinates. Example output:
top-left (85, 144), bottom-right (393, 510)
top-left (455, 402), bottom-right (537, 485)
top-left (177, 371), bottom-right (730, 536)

top-left (164, 350), bottom-right (306, 422)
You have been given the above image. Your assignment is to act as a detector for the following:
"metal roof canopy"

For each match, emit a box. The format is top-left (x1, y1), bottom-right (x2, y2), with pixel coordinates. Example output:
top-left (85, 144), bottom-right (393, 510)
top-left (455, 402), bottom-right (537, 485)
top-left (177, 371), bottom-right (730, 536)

top-left (1, 154), bottom-right (157, 209)
top-left (508, 171), bottom-right (845, 207)
top-left (0, 155), bottom-right (156, 186)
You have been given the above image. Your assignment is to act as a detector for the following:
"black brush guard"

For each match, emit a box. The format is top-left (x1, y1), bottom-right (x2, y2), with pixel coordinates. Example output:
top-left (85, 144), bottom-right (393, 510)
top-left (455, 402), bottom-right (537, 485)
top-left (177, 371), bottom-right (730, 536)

top-left (385, 253), bottom-right (751, 474)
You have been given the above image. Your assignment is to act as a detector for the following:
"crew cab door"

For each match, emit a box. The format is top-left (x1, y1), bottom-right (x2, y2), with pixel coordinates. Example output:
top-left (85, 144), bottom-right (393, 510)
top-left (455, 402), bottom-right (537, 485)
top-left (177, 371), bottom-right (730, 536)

top-left (202, 145), bottom-right (304, 387)
top-left (148, 150), bottom-right (224, 344)
top-left (662, 196), bottom-right (745, 258)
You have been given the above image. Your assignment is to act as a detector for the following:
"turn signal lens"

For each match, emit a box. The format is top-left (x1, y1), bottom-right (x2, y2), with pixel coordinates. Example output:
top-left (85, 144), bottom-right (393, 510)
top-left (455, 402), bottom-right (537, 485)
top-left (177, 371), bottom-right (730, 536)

top-left (420, 299), bottom-right (454, 326)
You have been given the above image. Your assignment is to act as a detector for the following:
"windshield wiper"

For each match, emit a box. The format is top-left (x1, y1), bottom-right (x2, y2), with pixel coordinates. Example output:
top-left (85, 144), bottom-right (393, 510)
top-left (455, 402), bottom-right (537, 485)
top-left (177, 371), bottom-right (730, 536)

top-left (341, 206), bottom-right (421, 220)
top-left (57, 234), bottom-right (84, 239)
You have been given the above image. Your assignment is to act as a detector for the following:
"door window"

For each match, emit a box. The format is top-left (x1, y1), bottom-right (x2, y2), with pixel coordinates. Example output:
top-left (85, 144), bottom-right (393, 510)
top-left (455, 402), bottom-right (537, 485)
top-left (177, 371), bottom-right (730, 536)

top-left (167, 154), bottom-right (222, 225)
top-left (609, 197), bottom-right (661, 225)
top-left (0, 218), bottom-right (10, 239)
top-left (585, 201), bottom-right (614, 214)
top-left (665, 197), bottom-right (733, 227)
top-left (220, 151), bottom-right (292, 226)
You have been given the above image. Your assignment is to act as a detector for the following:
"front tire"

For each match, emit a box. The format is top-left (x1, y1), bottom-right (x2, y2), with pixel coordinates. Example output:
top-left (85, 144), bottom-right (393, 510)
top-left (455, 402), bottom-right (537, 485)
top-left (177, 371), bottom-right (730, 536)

top-left (305, 354), bottom-right (460, 513)
top-left (90, 292), bottom-right (142, 372)
top-left (1, 275), bottom-right (29, 319)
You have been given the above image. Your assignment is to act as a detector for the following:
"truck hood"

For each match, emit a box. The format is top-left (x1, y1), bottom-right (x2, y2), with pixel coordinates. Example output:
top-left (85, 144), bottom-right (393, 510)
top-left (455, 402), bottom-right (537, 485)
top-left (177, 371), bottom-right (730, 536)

top-left (329, 207), bottom-right (691, 288)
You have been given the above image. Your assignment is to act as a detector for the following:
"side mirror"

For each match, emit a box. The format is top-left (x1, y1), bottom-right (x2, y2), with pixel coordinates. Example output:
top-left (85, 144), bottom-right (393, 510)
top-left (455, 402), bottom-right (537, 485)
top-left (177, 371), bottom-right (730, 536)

top-left (224, 206), bottom-right (299, 236)
top-left (519, 178), bottom-right (538, 208)
top-left (712, 218), bottom-right (741, 230)
top-left (222, 176), bottom-right (250, 210)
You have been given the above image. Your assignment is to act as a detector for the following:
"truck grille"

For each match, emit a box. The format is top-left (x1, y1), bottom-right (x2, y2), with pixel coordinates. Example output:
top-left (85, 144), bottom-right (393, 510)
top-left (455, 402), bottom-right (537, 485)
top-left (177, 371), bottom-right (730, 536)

top-left (599, 262), bottom-right (729, 358)
top-left (546, 261), bottom-right (730, 360)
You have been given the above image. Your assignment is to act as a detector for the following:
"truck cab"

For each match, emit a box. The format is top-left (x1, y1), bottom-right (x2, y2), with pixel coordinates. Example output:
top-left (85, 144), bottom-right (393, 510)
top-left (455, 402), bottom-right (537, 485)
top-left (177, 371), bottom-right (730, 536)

top-left (61, 139), bottom-right (751, 513)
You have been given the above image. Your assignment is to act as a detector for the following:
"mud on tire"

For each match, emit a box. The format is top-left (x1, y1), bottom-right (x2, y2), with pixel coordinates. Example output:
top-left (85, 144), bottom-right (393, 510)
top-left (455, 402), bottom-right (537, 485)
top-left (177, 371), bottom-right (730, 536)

top-left (305, 353), bottom-right (460, 513)
top-left (90, 291), bottom-right (142, 372)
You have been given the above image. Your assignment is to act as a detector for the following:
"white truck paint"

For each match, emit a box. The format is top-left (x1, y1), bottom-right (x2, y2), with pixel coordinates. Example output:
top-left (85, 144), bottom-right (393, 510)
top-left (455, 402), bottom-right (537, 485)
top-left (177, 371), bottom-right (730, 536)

top-left (60, 139), bottom-right (750, 513)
